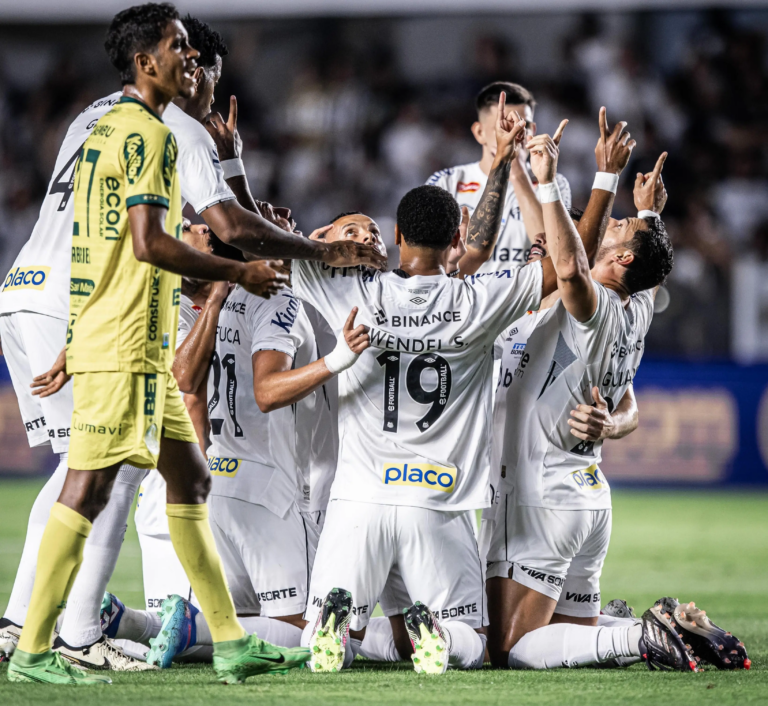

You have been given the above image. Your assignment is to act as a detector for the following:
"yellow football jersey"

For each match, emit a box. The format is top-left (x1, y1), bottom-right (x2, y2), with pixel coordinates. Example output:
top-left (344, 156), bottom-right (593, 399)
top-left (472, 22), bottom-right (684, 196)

top-left (67, 97), bottom-right (182, 374)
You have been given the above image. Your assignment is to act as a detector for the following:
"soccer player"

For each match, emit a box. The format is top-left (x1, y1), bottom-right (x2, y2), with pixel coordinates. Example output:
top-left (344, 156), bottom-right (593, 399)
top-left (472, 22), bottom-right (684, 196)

top-left (291, 102), bottom-right (555, 676)
top-left (482, 116), bottom-right (692, 671)
top-left (427, 82), bottom-right (571, 273)
top-left (0, 8), bottom-right (382, 672)
top-left (5, 4), bottom-right (321, 685)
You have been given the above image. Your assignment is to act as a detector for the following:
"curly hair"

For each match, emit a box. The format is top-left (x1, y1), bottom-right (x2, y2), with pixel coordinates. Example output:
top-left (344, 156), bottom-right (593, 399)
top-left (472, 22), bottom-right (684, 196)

top-left (396, 185), bottom-right (461, 251)
top-left (330, 211), bottom-right (364, 224)
top-left (105, 3), bottom-right (179, 85)
top-left (181, 15), bottom-right (228, 70)
top-left (622, 217), bottom-right (674, 294)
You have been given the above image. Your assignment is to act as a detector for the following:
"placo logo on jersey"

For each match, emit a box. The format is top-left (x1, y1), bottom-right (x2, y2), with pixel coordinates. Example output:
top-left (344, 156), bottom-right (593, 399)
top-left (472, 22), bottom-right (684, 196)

top-left (382, 462), bottom-right (456, 493)
top-left (3, 266), bottom-right (50, 292)
top-left (208, 457), bottom-right (241, 477)
top-left (570, 464), bottom-right (605, 490)
top-left (457, 181), bottom-right (480, 193)
top-left (124, 133), bottom-right (145, 184)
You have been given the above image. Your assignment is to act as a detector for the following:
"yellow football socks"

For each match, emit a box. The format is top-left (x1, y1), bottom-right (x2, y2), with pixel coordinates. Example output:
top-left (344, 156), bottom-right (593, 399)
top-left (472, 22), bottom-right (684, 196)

top-left (166, 503), bottom-right (245, 643)
top-left (17, 502), bottom-right (92, 655)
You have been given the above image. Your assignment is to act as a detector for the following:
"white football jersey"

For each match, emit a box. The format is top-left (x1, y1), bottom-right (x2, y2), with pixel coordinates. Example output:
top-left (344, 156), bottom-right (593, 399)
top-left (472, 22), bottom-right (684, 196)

top-left (291, 260), bottom-right (543, 511)
top-left (135, 293), bottom-right (201, 537)
top-left (0, 93), bottom-right (234, 321)
top-left (302, 303), bottom-right (339, 514)
top-left (427, 162), bottom-right (571, 273)
top-left (206, 286), bottom-right (314, 519)
top-left (498, 283), bottom-right (655, 511)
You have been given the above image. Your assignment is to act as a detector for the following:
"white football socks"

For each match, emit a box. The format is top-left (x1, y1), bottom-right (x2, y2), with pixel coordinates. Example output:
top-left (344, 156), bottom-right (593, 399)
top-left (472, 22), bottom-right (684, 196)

top-left (3, 454), bottom-right (68, 626)
top-left (507, 623), bottom-right (643, 669)
top-left (358, 616), bottom-right (401, 662)
top-left (344, 637), bottom-right (363, 668)
top-left (58, 464), bottom-right (147, 647)
top-left (113, 606), bottom-right (162, 645)
top-left (192, 613), bottom-right (302, 648)
top-left (595, 614), bottom-right (643, 666)
top-left (443, 621), bottom-right (486, 670)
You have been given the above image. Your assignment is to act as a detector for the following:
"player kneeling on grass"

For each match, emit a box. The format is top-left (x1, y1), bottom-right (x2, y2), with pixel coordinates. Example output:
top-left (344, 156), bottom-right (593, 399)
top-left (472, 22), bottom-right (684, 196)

top-left (485, 117), bottom-right (748, 673)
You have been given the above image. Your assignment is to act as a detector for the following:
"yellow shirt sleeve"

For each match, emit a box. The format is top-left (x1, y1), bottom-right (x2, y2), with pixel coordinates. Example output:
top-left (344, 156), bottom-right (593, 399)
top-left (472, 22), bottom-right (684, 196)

top-left (122, 125), bottom-right (178, 210)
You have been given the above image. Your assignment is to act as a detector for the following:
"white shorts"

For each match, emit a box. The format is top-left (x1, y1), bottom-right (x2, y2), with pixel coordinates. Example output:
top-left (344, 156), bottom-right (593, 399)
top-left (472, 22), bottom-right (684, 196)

top-left (0, 312), bottom-right (72, 453)
top-left (305, 500), bottom-right (486, 631)
top-left (209, 495), bottom-right (310, 617)
top-left (300, 510), bottom-right (324, 576)
top-left (486, 500), bottom-right (611, 618)
top-left (137, 532), bottom-right (194, 611)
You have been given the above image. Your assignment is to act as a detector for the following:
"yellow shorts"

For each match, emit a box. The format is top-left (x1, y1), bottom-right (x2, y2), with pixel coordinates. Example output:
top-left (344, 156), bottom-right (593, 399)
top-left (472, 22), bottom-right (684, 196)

top-left (68, 372), bottom-right (198, 471)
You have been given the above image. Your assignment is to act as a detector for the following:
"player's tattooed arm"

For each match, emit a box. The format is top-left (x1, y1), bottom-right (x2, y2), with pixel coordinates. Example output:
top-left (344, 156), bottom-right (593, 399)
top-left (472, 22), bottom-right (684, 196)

top-left (579, 107), bottom-right (637, 266)
top-left (568, 385), bottom-right (638, 442)
top-left (459, 92), bottom-right (527, 277)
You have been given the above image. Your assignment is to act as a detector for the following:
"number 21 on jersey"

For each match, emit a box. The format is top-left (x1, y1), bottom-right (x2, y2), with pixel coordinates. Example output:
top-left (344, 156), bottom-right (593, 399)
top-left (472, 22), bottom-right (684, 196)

top-left (377, 352), bottom-right (452, 433)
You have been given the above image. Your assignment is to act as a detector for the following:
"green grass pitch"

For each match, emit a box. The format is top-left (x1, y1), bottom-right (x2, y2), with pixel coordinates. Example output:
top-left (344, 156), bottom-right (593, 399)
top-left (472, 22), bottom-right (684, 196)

top-left (1, 479), bottom-right (766, 705)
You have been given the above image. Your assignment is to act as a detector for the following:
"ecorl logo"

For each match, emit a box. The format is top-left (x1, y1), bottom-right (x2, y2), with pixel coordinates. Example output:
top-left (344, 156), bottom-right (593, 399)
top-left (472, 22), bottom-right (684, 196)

top-left (457, 181), bottom-right (480, 193)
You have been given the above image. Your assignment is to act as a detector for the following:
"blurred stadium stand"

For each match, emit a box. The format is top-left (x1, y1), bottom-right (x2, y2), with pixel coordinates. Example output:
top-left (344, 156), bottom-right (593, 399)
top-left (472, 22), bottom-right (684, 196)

top-left (1, 4), bottom-right (768, 483)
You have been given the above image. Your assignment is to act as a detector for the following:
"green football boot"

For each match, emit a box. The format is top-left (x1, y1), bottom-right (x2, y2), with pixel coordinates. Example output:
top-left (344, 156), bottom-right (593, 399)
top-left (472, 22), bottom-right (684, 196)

top-left (212, 633), bottom-right (310, 684)
top-left (8, 649), bottom-right (112, 685)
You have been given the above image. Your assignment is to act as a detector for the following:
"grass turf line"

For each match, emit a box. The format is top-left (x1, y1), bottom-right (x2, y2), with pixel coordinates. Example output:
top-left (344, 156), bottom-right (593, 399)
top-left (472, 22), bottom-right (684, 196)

top-left (0, 479), bottom-right (766, 705)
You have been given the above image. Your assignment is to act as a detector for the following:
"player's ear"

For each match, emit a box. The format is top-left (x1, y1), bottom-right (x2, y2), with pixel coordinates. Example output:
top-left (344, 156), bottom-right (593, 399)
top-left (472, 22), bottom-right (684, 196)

top-left (193, 66), bottom-right (205, 91)
top-left (450, 230), bottom-right (461, 248)
top-left (135, 51), bottom-right (156, 78)
top-left (394, 224), bottom-right (402, 246)
top-left (614, 247), bottom-right (634, 267)
top-left (470, 120), bottom-right (484, 146)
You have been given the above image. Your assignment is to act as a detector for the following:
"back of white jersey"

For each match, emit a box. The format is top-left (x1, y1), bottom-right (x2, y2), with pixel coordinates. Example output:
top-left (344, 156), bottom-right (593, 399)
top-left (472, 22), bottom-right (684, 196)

top-left (207, 286), bottom-right (313, 518)
top-left (0, 94), bottom-right (234, 321)
top-left (291, 260), bottom-right (543, 511)
top-left (427, 162), bottom-right (571, 273)
top-left (500, 283), bottom-right (654, 510)
top-left (0, 93), bottom-right (122, 319)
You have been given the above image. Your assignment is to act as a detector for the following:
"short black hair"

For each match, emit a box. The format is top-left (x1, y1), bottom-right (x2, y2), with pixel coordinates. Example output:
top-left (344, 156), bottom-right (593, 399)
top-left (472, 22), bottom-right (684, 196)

top-left (105, 3), bottom-right (179, 85)
top-left (181, 15), bottom-right (227, 70)
top-left (396, 185), bottom-right (461, 251)
top-left (476, 81), bottom-right (536, 115)
top-left (622, 217), bottom-right (674, 294)
top-left (568, 207), bottom-right (584, 222)
top-left (331, 211), bottom-right (364, 224)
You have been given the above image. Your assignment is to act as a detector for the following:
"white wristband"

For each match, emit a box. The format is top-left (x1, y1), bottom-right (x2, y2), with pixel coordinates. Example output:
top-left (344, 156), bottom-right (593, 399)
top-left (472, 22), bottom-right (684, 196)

top-left (538, 181), bottom-right (561, 204)
top-left (593, 172), bottom-right (619, 194)
top-left (221, 158), bottom-right (245, 179)
top-left (324, 332), bottom-right (361, 375)
top-left (638, 209), bottom-right (660, 219)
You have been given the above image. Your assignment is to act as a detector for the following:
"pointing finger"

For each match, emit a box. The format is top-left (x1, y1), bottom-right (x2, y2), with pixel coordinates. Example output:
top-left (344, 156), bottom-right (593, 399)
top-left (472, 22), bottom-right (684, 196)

top-left (651, 151), bottom-right (668, 182)
top-left (553, 119), bottom-right (569, 145)
top-left (344, 307), bottom-right (359, 331)
top-left (228, 95), bottom-right (238, 132)
top-left (599, 107), bottom-right (608, 141)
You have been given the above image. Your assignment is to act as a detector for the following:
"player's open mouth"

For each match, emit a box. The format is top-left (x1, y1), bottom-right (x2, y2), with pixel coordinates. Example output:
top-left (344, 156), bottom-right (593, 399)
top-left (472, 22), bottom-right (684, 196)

top-left (529, 244), bottom-right (546, 260)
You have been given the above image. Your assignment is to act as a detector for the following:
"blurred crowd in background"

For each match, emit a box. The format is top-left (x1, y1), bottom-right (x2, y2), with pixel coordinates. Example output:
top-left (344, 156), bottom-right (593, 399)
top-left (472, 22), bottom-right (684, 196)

top-left (1, 8), bottom-right (767, 359)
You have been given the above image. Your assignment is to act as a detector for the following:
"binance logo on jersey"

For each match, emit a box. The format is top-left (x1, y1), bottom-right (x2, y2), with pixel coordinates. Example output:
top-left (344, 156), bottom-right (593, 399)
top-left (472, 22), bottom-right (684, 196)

top-left (382, 462), bottom-right (456, 493)
top-left (3, 266), bottom-right (50, 292)
top-left (570, 464), bottom-right (606, 490)
top-left (124, 133), bottom-right (145, 184)
top-left (208, 457), bottom-right (241, 477)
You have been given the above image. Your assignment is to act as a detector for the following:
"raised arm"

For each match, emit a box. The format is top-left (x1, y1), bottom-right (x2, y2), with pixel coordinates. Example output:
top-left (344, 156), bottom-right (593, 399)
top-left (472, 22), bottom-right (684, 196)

top-left (579, 107), bottom-right (637, 267)
top-left (252, 307), bottom-right (368, 412)
top-left (458, 92), bottom-right (527, 276)
top-left (510, 154), bottom-right (545, 243)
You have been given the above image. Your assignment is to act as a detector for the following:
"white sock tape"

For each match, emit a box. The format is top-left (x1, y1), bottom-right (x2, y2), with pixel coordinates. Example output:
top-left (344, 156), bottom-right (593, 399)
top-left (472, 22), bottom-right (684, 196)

top-left (324, 333), bottom-right (360, 374)
top-left (593, 172), bottom-right (619, 194)
top-left (538, 181), bottom-right (561, 204)
top-left (221, 158), bottom-right (246, 179)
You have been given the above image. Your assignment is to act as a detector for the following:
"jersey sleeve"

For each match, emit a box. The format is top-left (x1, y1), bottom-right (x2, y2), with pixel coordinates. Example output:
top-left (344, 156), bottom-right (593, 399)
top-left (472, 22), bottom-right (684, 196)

top-left (123, 125), bottom-right (175, 209)
top-left (176, 295), bottom-right (199, 350)
top-left (631, 289), bottom-right (656, 336)
top-left (291, 259), bottom-right (369, 332)
top-left (426, 167), bottom-right (454, 190)
top-left (567, 281), bottom-right (619, 361)
top-left (465, 261), bottom-right (543, 339)
top-left (247, 289), bottom-right (307, 359)
top-left (175, 127), bottom-right (235, 213)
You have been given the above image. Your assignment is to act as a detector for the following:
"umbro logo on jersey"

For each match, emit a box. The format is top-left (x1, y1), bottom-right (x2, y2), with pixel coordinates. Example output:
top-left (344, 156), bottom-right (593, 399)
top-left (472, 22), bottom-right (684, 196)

top-left (410, 296), bottom-right (427, 305)
top-left (208, 457), bottom-right (241, 477)
top-left (3, 266), bottom-right (50, 292)
top-left (570, 464), bottom-right (605, 490)
top-left (382, 462), bottom-right (456, 493)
